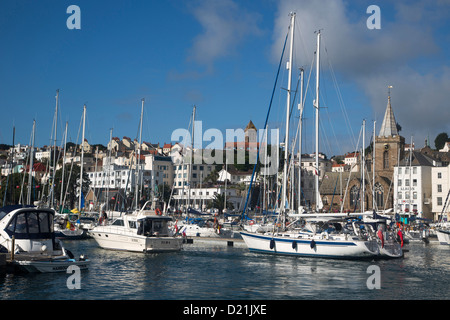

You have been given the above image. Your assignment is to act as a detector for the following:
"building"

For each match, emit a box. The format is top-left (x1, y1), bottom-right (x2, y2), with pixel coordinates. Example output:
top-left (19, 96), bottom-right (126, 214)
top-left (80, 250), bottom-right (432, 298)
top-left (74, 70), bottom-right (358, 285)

top-left (338, 93), bottom-right (405, 212)
top-left (431, 165), bottom-right (450, 222)
top-left (171, 186), bottom-right (243, 212)
top-left (394, 151), bottom-right (435, 219)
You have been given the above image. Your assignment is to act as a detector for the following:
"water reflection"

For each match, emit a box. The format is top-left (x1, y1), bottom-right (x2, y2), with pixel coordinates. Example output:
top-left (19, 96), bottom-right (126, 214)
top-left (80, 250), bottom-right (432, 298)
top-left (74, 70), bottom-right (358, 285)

top-left (1, 239), bottom-right (449, 300)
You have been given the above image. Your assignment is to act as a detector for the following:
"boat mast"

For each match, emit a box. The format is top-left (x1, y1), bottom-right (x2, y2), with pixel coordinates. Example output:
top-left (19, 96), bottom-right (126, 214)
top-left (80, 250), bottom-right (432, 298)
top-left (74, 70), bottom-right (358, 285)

top-left (298, 67), bottom-right (304, 212)
top-left (50, 89), bottom-right (59, 209)
top-left (78, 105), bottom-right (86, 212)
top-left (27, 120), bottom-right (36, 205)
top-left (372, 120), bottom-right (376, 211)
top-left (282, 12), bottom-right (295, 216)
top-left (362, 119), bottom-right (366, 213)
top-left (314, 31), bottom-right (321, 211)
top-left (135, 98), bottom-right (144, 210)
top-left (59, 121), bottom-right (68, 213)
top-left (187, 105), bottom-right (196, 214)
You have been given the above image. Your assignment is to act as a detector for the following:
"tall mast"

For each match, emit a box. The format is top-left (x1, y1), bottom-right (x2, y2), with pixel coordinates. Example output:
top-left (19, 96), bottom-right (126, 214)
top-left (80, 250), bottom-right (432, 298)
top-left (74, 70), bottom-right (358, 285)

top-left (282, 12), bottom-right (295, 214)
top-left (27, 120), bottom-right (36, 205)
top-left (187, 105), bottom-right (196, 213)
top-left (372, 120), bottom-right (376, 210)
top-left (362, 119), bottom-right (366, 213)
top-left (78, 105), bottom-right (86, 211)
top-left (314, 31), bottom-right (321, 211)
top-left (298, 67), bottom-right (304, 211)
top-left (50, 89), bottom-right (59, 208)
top-left (135, 98), bottom-right (144, 210)
top-left (59, 121), bottom-right (68, 212)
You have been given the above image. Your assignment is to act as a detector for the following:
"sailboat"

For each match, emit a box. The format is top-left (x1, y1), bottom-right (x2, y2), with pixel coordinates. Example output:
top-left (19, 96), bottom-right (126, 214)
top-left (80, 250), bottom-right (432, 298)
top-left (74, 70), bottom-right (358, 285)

top-left (240, 13), bottom-right (379, 259)
top-left (54, 104), bottom-right (89, 240)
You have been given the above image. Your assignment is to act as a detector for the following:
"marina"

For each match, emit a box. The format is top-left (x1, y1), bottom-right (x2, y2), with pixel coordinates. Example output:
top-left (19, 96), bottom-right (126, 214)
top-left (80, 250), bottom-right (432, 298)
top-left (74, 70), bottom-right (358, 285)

top-left (1, 1), bottom-right (450, 307)
top-left (0, 236), bottom-right (448, 300)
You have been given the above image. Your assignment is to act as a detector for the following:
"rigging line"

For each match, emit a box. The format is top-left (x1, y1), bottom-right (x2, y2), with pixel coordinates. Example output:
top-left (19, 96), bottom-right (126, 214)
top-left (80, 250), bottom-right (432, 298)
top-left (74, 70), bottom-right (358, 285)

top-left (325, 46), bottom-right (357, 151)
top-left (340, 124), bottom-right (363, 213)
top-left (242, 27), bottom-right (290, 219)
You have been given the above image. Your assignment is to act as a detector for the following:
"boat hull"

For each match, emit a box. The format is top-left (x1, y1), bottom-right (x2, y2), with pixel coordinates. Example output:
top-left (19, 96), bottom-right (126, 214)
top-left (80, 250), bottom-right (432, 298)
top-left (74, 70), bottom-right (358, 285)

top-left (436, 229), bottom-right (450, 245)
top-left (90, 231), bottom-right (183, 253)
top-left (240, 231), bottom-right (378, 259)
top-left (13, 259), bottom-right (90, 273)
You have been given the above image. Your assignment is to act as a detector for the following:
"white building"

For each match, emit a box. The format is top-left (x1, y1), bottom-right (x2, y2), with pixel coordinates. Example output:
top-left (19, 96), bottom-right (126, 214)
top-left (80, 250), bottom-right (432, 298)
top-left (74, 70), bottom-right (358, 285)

top-left (171, 186), bottom-right (243, 212)
top-left (393, 151), bottom-right (435, 219)
top-left (431, 165), bottom-right (450, 222)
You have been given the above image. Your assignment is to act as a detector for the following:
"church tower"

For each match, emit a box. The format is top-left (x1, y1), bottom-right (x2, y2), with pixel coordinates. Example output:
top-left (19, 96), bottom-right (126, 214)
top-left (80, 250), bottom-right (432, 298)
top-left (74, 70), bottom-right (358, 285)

top-left (342, 88), bottom-right (405, 212)
top-left (374, 91), bottom-right (405, 175)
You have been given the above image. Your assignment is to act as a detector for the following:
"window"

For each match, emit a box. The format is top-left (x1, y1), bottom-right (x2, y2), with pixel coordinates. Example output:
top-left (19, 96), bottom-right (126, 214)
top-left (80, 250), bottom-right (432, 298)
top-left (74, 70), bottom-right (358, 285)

top-left (374, 183), bottom-right (384, 209)
top-left (413, 179), bottom-right (417, 187)
top-left (383, 151), bottom-right (389, 169)
top-left (398, 168), bottom-right (402, 174)
top-left (438, 197), bottom-right (443, 206)
top-left (438, 184), bottom-right (442, 193)
top-left (397, 192), bottom-right (402, 200)
top-left (405, 179), bottom-right (410, 187)
top-left (413, 192), bottom-right (417, 200)
top-left (438, 172), bottom-right (442, 179)
top-left (405, 191), bottom-right (410, 199)
top-left (112, 219), bottom-right (124, 226)
top-left (413, 167), bottom-right (417, 174)
top-left (398, 179), bottom-right (402, 187)
top-left (350, 185), bottom-right (359, 208)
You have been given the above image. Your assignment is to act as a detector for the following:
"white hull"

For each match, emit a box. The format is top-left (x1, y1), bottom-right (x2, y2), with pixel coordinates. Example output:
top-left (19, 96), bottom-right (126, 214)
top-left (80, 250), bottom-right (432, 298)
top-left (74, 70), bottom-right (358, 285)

top-left (90, 230), bottom-right (183, 253)
top-left (436, 229), bottom-right (450, 245)
top-left (379, 243), bottom-right (403, 258)
top-left (179, 224), bottom-right (233, 238)
top-left (14, 258), bottom-right (90, 273)
top-left (240, 231), bottom-right (379, 259)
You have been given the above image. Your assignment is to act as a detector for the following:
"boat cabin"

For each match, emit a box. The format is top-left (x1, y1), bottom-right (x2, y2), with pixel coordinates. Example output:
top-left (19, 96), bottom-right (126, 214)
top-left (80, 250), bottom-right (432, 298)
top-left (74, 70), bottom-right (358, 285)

top-left (110, 215), bottom-right (172, 237)
top-left (0, 205), bottom-right (60, 253)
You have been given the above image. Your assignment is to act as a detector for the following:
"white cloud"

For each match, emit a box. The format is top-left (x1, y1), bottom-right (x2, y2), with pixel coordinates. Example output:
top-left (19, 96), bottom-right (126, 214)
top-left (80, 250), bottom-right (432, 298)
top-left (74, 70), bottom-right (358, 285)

top-left (272, 0), bottom-right (450, 150)
top-left (186, 0), bottom-right (263, 71)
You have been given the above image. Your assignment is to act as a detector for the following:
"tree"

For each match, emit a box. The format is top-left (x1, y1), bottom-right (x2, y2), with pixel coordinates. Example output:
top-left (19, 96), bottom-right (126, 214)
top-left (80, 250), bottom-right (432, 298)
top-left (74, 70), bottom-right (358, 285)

top-left (53, 164), bottom-right (90, 210)
top-left (208, 192), bottom-right (232, 215)
top-left (434, 132), bottom-right (449, 150)
top-left (0, 172), bottom-right (38, 206)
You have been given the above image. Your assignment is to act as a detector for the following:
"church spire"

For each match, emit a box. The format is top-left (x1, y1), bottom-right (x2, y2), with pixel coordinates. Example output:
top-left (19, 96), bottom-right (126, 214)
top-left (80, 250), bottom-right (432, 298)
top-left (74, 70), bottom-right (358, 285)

top-left (378, 85), bottom-right (398, 137)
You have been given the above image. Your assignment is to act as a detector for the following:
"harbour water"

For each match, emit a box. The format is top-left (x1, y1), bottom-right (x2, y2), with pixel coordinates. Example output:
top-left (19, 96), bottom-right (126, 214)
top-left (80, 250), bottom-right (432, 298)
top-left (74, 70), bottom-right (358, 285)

top-left (1, 238), bottom-right (449, 301)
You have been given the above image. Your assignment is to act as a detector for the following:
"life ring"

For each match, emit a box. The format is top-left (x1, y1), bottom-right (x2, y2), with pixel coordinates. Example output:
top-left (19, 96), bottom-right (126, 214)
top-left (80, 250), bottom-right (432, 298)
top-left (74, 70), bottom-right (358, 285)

top-left (249, 220), bottom-right (255, 225)
top-left (155, 208), bottom-right (162, 215)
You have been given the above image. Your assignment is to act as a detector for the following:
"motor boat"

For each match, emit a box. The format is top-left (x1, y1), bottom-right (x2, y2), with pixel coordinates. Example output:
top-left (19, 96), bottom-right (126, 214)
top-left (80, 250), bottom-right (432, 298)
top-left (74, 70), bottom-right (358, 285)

top-left (89, 201), bottom-right (183, 253)
top-left (0, 205), bottom-right (90, 273)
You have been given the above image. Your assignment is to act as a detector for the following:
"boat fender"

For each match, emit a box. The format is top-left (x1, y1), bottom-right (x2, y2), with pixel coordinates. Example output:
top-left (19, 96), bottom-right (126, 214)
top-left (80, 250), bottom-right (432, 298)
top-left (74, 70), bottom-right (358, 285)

top-left (292, 240), bottom-right (297, 250)
top-left (270, 239), bottom-right (275, 249)
top-left (310, 240), bottom-right (316, 249)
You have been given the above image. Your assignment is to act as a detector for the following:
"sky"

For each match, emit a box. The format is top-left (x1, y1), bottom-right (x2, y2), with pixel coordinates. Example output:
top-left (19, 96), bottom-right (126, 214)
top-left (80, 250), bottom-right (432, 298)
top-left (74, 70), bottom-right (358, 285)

top-left (1, 0), bottom-right (449, 158)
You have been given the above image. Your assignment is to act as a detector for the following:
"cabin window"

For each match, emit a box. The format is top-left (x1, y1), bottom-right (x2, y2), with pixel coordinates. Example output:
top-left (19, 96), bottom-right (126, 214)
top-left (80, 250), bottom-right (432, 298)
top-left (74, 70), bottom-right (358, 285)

top-left (128, 221), bottom-right (137, 229)
top-left (112, 219), bottom-right (124, 226)
top-left (5, 210), bottom-right (53, 238)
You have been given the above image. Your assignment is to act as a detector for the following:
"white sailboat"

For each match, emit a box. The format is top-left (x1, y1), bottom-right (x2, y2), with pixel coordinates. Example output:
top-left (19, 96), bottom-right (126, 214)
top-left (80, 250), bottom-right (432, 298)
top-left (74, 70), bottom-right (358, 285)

top-left (240, 14), bottom-right (379, 259)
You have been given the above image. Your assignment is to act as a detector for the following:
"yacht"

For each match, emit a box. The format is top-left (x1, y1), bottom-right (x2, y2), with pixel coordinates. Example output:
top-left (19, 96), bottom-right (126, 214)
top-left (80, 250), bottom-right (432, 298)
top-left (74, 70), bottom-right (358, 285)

top-left (0, 205), bottom-right (90, 273)
top-left (89, 201), bottom-right (183, 253)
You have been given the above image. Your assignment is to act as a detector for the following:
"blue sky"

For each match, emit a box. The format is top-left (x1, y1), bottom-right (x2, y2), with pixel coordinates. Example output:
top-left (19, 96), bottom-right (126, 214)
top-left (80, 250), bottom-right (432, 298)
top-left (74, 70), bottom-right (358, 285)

top-left (1, 0), bottom-right (449, 157)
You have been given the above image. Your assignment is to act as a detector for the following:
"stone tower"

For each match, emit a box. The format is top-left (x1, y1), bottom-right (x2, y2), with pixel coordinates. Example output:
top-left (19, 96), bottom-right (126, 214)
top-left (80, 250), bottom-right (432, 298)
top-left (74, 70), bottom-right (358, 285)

top-left (342, 91), bottom-right (405, 212)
